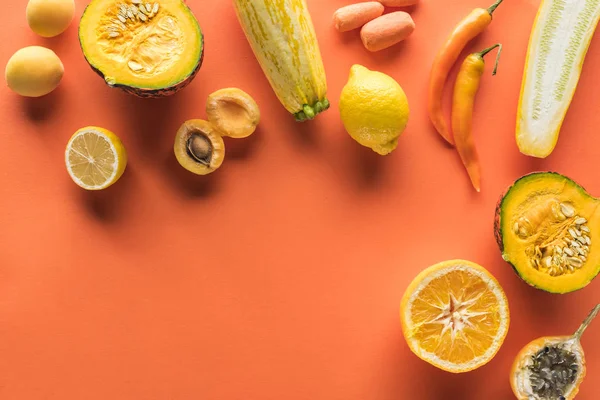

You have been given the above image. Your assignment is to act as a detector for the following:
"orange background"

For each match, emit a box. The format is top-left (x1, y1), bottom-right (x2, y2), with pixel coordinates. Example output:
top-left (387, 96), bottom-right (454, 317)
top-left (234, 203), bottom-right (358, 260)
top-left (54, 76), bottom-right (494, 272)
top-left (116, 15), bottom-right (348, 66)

top-left (1, 0), bottom-right (600, 399)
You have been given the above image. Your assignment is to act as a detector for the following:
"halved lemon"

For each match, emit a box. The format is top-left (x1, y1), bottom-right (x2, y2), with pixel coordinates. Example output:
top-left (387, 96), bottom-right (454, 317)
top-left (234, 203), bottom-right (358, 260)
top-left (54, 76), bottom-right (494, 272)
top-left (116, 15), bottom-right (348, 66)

top-left (65, 126), bottom-right (127, 190)
top-left (400, 260), bottom-right (510, 373)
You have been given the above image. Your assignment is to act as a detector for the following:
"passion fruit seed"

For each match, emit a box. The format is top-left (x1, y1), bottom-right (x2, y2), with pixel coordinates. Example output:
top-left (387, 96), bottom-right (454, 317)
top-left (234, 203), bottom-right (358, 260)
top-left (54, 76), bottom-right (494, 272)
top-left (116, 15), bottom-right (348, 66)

top-left (528, 345), bottom-right (579, 399)
top-left (187, 133), bottom-right (213, 166)
top-left (513, 201), bottom-right (591, 277)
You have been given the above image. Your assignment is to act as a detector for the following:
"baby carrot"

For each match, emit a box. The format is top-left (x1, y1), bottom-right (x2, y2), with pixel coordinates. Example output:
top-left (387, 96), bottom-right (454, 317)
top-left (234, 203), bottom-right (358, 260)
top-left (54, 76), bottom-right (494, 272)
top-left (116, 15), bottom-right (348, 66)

top-left (360, 12), bottom-right (415, 52)
top-left (451, 43), bottom-right (502, 192)
top-left (427, 0), bottom-right (504, 145)
top-left (378, 0), bottom-right (419, 6)
top-left (333, 2), bottom-right (384, 33)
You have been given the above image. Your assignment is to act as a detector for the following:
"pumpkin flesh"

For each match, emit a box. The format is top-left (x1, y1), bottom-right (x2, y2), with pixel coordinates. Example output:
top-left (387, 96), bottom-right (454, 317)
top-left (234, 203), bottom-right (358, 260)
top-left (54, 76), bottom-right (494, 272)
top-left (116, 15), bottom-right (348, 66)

top-left (79, 0), bottom-right (203, 96)
top-left (496, 172), bottom-right (600, 293)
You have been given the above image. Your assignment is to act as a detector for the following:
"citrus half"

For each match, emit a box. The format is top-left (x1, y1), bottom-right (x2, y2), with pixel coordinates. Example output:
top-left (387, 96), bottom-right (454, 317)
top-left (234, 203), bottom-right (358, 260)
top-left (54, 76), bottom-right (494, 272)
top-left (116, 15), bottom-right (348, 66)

top-left (400, 260), bottom-right (510, 373)
top-left (65, 126), bottom-right (127, 190)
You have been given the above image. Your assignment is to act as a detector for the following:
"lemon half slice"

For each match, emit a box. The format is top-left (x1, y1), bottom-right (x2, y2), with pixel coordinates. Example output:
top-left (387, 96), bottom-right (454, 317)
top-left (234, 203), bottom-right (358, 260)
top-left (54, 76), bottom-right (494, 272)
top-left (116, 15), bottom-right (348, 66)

top-left (65, 126), bottom-right (127, 190)
top-left (400, 260), bottom-right (510, 373)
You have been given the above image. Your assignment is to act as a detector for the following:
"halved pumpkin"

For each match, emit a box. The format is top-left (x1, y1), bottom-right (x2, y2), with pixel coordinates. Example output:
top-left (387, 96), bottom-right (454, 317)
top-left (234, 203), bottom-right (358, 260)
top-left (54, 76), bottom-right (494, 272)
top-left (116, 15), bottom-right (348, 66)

top-left (494, 172), bottom-right (600, 293)
top-left (78, 0), bottom-right (203, 98)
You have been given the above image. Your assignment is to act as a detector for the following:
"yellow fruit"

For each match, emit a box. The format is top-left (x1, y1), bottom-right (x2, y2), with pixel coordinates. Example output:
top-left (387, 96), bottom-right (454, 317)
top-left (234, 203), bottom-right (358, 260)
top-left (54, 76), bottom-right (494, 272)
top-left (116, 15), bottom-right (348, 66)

top-left (174, 119), bottom-right (225, 176)
top-left (5, 46), bottom-right (64, 97)
top-left (400, 260), bottom-right (510, 373)
top-left (339, 64), bottom-right (409, 155)
top-left (65, 127), bottom-right (128, 191)
top-left (27, 0), bottom-right (75, 38)
top-left (206, 88), bottom-right (261, 139)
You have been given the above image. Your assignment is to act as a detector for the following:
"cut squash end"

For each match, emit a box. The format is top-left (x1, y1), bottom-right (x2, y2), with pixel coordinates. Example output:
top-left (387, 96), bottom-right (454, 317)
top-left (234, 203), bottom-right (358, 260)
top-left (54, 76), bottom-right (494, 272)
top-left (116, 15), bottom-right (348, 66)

top-left (516, 0), bottom-right (600, 157)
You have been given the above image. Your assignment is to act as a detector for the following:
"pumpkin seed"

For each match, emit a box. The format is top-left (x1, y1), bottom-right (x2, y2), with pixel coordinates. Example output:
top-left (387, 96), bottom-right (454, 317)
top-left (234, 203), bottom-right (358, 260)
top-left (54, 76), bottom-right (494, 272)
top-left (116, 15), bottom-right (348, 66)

top-left (561, 203), bottom-right (575, 217)
top-left (555, 246), bottom-right (563, 255)
top-left (568, 257), bottom-right (583, 266)
top-left (128, 61), bottom-right (143, 71)
top-left (569, 228), bottom-right (577, 238)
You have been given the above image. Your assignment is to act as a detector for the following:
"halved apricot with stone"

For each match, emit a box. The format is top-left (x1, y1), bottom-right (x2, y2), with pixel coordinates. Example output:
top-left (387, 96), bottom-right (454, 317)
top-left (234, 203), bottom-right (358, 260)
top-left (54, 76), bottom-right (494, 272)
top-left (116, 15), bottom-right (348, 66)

top-left (174, 119), bottom-right (225, 175)
top-left (206, 88), bottom-right (260, 138)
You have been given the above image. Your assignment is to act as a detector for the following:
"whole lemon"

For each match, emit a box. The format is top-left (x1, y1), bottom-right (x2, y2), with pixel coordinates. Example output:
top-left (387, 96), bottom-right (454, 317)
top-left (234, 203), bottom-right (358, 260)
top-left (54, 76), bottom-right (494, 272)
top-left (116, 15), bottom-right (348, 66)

top-left (27, 0), bottom-right (75, 38)
top-left (339, 65), bottom-right (410, 155)
top-left (5, 46), bottom-right (64, 97)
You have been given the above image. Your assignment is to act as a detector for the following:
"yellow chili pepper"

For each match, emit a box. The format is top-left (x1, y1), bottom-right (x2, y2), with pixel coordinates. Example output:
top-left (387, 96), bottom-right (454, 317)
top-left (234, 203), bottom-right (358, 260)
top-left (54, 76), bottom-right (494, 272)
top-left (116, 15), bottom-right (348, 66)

top-left (451, 43), bottom-right (502, 192)
top-left (427, 0), bottom-right (504, 145)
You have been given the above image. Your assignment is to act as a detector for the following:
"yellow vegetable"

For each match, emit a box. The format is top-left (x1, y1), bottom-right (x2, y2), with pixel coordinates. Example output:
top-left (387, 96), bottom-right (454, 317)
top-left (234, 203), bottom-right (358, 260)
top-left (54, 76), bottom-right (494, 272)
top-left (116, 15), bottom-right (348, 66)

top-left (5, 46), bottom-right (64, 97)
top-left (232, 0), bottom-right (329, 121)
top-left (516, 0), bottom-right (600, 158)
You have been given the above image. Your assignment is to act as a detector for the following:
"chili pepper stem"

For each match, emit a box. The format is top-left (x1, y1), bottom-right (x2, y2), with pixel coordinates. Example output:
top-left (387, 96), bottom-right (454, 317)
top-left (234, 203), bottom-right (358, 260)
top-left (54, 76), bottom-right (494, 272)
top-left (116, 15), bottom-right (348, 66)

top-left (573, 304), bottom-right (600, 341)
top-left (476, 43), bottom-right (503, 75)
top-left (487, 0), bottom-right (504, 15)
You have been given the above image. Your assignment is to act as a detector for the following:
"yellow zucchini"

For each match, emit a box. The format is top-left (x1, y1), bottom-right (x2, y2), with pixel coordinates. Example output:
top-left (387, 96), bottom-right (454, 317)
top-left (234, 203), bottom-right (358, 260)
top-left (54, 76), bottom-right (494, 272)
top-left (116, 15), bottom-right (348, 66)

top-left (232, 0), bottom-right (329, 121)
top-left (516, 0), bottom-right (600, 158)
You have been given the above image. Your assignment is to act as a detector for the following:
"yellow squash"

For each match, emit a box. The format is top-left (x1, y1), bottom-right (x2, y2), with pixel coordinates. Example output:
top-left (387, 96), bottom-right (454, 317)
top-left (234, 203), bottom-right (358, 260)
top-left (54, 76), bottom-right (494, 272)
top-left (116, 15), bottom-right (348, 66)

top-left (516, 0), bottom-right (600, 158)
top-left (232, 0), bottom-right (329, 121)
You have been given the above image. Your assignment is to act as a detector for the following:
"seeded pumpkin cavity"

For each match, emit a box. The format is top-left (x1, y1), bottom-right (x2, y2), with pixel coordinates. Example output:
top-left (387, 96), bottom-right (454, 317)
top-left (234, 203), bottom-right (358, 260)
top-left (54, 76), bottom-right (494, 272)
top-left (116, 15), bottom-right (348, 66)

top-left (512, 199), bottom-right (592, 277)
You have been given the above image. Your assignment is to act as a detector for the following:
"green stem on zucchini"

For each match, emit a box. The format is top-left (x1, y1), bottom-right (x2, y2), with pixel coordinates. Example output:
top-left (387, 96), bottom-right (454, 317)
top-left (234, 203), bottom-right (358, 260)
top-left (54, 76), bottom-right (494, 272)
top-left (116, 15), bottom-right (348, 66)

top-left (294, 99), bottom-right (331, 122)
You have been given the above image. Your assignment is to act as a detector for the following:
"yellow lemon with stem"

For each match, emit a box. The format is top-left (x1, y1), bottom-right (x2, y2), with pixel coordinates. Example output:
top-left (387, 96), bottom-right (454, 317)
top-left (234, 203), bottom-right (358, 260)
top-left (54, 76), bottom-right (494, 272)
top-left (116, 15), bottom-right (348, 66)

top-left (339, 64), bottom-right (409, 155)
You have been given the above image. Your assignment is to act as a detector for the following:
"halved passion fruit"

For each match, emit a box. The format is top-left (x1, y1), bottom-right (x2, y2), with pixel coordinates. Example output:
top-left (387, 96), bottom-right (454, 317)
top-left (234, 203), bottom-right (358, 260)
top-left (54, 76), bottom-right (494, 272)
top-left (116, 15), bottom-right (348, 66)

top-left (78, 0), bottom-right (203, 98)
top-left (510, 304), bottom-right (600, 400)
top-left (494, 172), bottom-right (600, 293)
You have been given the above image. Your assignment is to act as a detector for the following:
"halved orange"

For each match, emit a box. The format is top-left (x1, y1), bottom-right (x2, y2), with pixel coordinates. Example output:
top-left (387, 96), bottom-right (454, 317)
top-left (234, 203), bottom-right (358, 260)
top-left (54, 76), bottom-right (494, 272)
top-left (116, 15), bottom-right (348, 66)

top-left (400, 260), bottom-right (510, 373)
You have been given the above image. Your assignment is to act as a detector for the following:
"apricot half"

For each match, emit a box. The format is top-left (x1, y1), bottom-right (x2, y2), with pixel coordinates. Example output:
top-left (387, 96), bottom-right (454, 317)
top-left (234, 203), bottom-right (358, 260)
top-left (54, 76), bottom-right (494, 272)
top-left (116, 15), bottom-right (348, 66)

top-left (174, 119), bottom-right (225, 175)
top-left (206, 88), bottom-right (260, 138)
